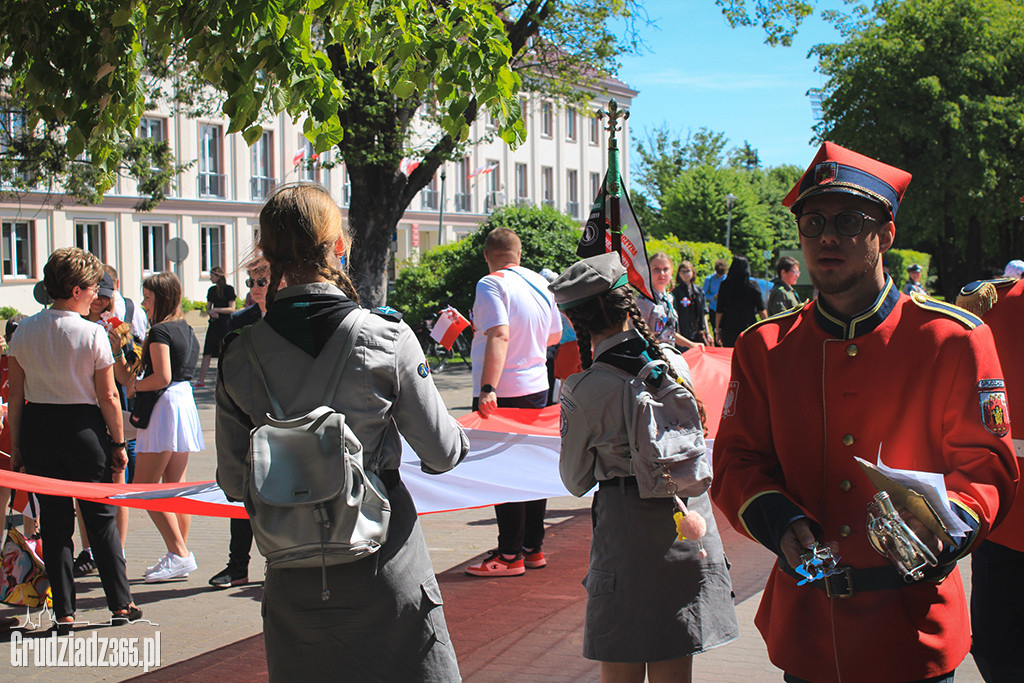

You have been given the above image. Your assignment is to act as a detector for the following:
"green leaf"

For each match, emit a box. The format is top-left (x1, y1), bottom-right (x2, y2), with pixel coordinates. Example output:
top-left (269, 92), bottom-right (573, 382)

top-left (393, 79), bottom-right (416, 99)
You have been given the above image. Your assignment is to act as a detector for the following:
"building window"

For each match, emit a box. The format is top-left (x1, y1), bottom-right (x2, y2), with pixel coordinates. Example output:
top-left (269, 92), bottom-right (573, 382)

top-left (141, 224), bottom-right (168, 274)
top-left (139, 117), bottom-right (165, 142)
top-left (519, 96), bottom-right (528, 118)
top-left (298, 138), bottom-right (319, 183)
top-left (198, 124), bottom-right (225, 197)
top-left (1, 109), bottom-right (31, 187)
top-left (485, 161), bottom-right (503, 213)
top-left (541, 166), bottom-right (554, 208)
top-left (341, 164), bottom-right (351, 207)
top-left (250, 131), bottom-right (276, 200)
top-left (590, 172), bottom-right (602, 202)
top-left (200, 225), bottom-right (224, 276)
top-left (455, 158), bottom-right (471, 212)
top-left (1, 221), bottom-right (34, 280)
top-left (75, 221), bottom-right (105, 260)
top-left (420, 172), bottom-right (439, 210)
top-left (515, 163), bottom-right (529, 205)
top-left (590, 115), bottom-right (600, 145)
top-left (566, 109), bottom-right (577, 142)
top-left (566, 170), bottom-right (579, 218)
top-left (541, 102), bottom-right (553, 138)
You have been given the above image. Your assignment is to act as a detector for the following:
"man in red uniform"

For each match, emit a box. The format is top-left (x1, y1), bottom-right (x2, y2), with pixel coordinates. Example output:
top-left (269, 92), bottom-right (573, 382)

top-left (958, 275), bottom-right (1024, 682)
top-left (711, 142), bottom-right (1018, 683)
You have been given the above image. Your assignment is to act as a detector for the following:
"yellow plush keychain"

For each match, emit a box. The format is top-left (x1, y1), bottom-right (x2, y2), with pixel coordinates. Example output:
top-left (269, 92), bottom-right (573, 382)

top-left (673, 495), bottom-right (708, 558)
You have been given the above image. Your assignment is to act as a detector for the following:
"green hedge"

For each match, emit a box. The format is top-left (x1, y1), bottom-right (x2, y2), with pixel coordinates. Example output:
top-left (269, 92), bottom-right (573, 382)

top-left (645, 237), bottom-right (732, 286)
top-left (885, 248), bottom-right (932, 294)
top-left (0, 306), bottom-right (22, 319)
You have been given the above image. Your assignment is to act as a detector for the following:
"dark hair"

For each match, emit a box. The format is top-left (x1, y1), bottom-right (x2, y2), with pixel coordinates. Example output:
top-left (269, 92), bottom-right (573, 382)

top-left (718, 256), bottom-right (753, 302)
top-left (210, 266), bottom-right (229, 298)
top-left (775, 256), bottom-right (798, 277)
top-left (258, 183), bottom-right (359, 306)
top-left (714, 258), bottom-right (728, 275)
top-left (5, 314), bottom-right (26, 343)
top-left (675, 260), bottom-right (696, 291)
top-left (563, 285), bottom-right (707, 429)
top-left (142, 271), bottom-right (183, 325)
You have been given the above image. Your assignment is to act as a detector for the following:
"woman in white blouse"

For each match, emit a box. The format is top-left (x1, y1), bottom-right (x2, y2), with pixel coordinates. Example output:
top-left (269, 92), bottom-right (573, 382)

top-left (7, 247), bottom-right (141, 634)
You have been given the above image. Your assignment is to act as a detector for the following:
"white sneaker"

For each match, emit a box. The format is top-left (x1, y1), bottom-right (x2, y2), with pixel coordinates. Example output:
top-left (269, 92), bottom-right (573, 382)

top-left (144, 552), bottom-right (197, 583)
top-left (144, 552), bottom-right (173, 577)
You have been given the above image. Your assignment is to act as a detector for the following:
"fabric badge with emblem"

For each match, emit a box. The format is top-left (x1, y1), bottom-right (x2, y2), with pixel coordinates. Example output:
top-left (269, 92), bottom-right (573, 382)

top-left (722, 381), bottom-right (739, 418)
top-left (559, 395), bottom-right (577, 437)
top-left (417, 362), bottom-right (430, 378)
top-left (373, 305), bottom-right (403, 321)
top-left (814, 161), bottom-right (838, 185)
top-left (978, 379), bottom-right (1010, 436)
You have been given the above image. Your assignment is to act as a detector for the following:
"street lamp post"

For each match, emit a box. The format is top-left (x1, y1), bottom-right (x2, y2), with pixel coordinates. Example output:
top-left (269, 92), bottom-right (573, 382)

top-left (725, 193), bottom-right (737, 250)
top-left (438, 166), bottom-right (447, 246)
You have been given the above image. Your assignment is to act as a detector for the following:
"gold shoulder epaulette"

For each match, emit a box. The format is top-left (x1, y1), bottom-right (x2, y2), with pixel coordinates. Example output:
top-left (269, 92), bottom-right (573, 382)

top-left (745, 302), bottom-right (803, 333)
top-left (910, 292), bottom-right (981, 329)
top-left (956, 278), bottom-right (1017, 318)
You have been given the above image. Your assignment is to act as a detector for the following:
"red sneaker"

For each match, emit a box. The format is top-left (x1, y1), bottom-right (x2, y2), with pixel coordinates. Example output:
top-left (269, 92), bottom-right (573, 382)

top-left (523, 549), bottom-right (546, 569)
top-left (465, 551), bottom-right (525, 577)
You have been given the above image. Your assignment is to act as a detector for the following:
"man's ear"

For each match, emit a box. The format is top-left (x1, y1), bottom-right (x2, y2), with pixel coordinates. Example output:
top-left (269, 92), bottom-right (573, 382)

top-left (878, 221), bottom-right (896, 254)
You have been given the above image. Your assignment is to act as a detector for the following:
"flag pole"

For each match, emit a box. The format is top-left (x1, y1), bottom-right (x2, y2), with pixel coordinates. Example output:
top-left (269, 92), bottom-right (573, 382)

top-left (597, 99), bottom-right (629, 255)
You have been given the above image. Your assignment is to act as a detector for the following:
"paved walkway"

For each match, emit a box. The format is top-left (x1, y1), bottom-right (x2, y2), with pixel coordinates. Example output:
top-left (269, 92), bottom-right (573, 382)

top-left (0, 335), bottom-right (986, 681)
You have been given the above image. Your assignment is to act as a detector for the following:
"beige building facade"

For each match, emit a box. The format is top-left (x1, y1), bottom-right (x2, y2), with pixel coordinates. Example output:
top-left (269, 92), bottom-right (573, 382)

top-left (0, 80), bottom-right (635, 314)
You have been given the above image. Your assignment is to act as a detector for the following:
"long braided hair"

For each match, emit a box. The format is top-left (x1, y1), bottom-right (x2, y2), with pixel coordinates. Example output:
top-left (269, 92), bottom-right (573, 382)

top-left (257, 183), bottom-right (360, 307)
top-left (564, 285), bottom-right (707, 429)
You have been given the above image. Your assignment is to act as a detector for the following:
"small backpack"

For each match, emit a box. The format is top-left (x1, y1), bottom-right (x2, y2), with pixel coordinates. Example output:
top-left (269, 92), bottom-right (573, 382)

top-left (241, 309), bottom-right (391, 600)
top-left (595, 347), bottom-right (711, 499)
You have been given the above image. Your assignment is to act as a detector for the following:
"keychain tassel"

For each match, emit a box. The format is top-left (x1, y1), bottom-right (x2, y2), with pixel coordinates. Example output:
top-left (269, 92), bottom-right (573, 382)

top-left (672, 495), bottom-right (708, 558)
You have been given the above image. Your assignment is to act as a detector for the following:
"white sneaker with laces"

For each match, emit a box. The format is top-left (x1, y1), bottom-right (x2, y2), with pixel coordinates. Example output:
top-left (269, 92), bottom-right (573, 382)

top-left (144, 552), bottom-right (173, 577)
top-left (144, 552), bottom-right (197, 582)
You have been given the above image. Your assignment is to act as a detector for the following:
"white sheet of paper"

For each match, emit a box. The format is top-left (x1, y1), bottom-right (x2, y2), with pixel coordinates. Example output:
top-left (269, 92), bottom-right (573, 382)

top-left (856, 445), bottom-right (971, 539)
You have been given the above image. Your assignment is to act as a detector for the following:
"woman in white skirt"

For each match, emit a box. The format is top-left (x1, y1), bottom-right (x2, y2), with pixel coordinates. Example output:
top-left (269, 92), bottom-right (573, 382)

top-left (128, 272), bottom-right (204, 582)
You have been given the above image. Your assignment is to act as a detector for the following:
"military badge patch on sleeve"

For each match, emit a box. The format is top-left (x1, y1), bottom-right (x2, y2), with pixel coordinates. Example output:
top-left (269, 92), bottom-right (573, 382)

top-left (979, 379), bottom-right (1010, 436)
top-left (722, 381), bottom-right (738, 418)
top-left (417, 362), bottom-right (430, 378)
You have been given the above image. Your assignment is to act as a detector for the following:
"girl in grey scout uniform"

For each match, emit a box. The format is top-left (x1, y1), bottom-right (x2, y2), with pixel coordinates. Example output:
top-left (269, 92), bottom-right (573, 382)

top-left (549, 253), bottom-right (738, 681)
top-left (215, 183), bottom-right (469, 682)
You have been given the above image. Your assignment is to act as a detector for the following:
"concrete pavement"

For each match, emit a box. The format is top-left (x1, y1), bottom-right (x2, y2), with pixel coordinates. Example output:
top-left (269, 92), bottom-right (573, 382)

top-left (0, 329), bottom-right (986, 681)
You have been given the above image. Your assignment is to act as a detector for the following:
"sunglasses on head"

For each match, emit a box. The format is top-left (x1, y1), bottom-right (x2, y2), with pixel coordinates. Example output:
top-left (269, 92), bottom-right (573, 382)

top-left (245, 277), bottom-right (269, 288)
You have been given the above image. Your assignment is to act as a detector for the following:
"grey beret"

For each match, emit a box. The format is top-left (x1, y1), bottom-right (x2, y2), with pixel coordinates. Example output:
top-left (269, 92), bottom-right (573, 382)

top-left (548, 253), bottom-right (628, 310)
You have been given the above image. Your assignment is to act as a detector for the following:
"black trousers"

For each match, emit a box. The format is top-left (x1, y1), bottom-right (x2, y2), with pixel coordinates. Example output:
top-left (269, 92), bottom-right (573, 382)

top-left (473, 390), bottom-right (548, 556)
top-left (20, 403), bottom-right (133, 618)
top-left (971, 539), bottom-right (1024, 682)
top-left (227, 517), bottom-right (254, 568)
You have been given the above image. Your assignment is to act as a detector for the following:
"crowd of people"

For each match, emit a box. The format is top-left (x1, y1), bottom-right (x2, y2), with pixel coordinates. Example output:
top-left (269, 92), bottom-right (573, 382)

top-left (0, 141), bottom-right (1022, 682)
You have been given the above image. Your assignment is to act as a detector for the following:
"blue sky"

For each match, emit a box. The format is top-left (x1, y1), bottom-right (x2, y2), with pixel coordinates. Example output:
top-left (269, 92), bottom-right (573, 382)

top-left (614, 1), bottom-right (844, 171)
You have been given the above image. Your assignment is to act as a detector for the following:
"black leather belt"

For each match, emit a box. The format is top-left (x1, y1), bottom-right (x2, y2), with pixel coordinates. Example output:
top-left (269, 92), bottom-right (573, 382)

top-left (780, 562), bottom-right (951, 598)
top-left (599, 476), bottom-right (638, 489)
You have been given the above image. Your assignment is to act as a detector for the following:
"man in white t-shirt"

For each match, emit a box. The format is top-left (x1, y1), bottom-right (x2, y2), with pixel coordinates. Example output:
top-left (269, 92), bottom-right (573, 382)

top-left (466, 227), bottom-right (562, 578)
top-left (104, 265), bottom-right (149, 341)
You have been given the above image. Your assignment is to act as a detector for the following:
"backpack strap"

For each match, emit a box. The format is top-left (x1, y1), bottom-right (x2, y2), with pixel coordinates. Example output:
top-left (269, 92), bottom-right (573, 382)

top-left (242, 308), bottom-right (369, 420)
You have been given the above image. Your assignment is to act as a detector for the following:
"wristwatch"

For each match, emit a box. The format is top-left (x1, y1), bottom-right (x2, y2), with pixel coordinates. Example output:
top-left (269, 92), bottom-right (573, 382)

top-left (481, 384), bottom-right (495, 394)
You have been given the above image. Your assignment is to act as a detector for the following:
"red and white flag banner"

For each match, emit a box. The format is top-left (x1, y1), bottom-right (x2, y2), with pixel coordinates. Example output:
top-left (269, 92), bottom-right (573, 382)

top-left (0, 347), bottom-right (733, 517)
top-left (429, 306), bottom-right (470, 350)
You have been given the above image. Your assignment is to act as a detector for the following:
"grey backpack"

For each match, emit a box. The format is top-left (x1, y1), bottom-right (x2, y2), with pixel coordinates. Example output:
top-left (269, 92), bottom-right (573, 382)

top-left (241, 309), bottom-right (390, 600)
top-left (595, 347), bottom-right (711, 499)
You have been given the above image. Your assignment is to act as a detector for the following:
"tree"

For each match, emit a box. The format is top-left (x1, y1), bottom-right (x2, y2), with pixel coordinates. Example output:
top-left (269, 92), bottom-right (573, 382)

top-left (1, 0), bottom-right (832, 305)
top-left (390, 204), bottom-right (581, 324)
top-left (812, 0), bottom-right (1024, 297)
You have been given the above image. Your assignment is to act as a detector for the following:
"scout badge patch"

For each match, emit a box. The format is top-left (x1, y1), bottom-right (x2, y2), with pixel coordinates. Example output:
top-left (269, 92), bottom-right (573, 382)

top-left (978, 379), bottom-right (1010, 437)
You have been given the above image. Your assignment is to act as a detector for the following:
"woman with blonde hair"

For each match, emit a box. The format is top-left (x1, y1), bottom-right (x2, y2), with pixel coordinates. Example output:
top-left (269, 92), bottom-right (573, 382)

top-left (216, 183), bottom-right (468, 681)
top-left (131, 271), bottom-right (204, 582)
top-left (7, 247), bottom-right (141, 633)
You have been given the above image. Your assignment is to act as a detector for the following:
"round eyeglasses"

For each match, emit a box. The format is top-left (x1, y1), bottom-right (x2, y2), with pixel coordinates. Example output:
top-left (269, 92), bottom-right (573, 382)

top-left (245, 277), bottom-right (269, 288)
top-left (797, 210), bottom-right (880, 238)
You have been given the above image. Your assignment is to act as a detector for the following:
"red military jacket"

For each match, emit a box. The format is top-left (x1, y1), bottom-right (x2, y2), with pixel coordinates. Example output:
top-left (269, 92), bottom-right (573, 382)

top-left (977, 277), bottom-right (1024, 550)
top-left (711, 277), bottom-right (1017, 683)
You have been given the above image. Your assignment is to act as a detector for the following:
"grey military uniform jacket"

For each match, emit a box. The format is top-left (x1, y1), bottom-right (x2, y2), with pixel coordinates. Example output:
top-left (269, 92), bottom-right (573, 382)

top-left (215, 282), bottom-right (468, 501)
top-left (558, 329), bottom-right (695, 497)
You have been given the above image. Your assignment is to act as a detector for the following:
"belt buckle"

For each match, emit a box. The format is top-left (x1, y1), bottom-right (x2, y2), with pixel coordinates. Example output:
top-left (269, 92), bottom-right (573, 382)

top-left (825, 567), bottom-right (855, 599)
